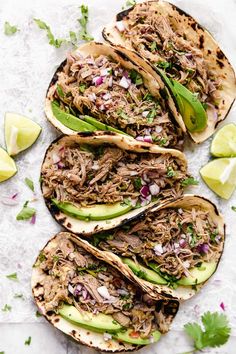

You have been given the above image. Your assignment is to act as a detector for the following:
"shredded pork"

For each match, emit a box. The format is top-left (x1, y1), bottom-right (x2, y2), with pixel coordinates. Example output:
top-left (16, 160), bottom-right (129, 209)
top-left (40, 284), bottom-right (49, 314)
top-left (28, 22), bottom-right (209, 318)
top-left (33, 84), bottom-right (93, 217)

top-left (36, 234), bottom-right (174, 336)
top-left (50, 52), bottom-right (183, 149)
top-left (96, 207), bottom-right (224, 281)
top-left (42, 142), bottom-right (187, 208)
top-left (120, 3), bottom-right (221, 105)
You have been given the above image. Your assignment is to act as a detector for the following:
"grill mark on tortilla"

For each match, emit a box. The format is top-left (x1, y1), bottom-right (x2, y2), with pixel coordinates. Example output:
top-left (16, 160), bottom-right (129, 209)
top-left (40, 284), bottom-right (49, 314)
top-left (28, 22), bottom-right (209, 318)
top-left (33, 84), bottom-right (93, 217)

top-left (216, 59), bottom-right (224, 69)
top-left (199, 34), bottom-right (204, 49)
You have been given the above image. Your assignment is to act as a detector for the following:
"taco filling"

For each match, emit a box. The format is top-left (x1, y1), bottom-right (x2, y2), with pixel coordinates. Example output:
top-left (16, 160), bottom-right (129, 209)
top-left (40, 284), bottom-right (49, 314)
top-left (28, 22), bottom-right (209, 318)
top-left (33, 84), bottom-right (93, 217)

top-left (92, 203), bottom-right (224, 288)
top-left (113, 2), bottom-right (221, 109)
top-left (33, 233), bottom-right (178, 346)
top-left (48, 51), bottom-right (183, 149)
top-left (41, 138), bottom-right (188, 221)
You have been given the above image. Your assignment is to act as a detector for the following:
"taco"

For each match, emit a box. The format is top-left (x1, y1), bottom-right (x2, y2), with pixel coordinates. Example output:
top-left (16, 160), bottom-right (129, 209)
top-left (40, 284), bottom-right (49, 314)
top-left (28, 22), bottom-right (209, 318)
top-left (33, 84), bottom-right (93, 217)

top-left (103, 0), bottom-right (236, 143)
top-left (32, 232), bottom-right (179, 351)
top-left (87, 195), bottom-right (225, 300)
top-left (41, 132), bottom-right (189, 235)
top-left (45, 41), bottom-right (186, 150)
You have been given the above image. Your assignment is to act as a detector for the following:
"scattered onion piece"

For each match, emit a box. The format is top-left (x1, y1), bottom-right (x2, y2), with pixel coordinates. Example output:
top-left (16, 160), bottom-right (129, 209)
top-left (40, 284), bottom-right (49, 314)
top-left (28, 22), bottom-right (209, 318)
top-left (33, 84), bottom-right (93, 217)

top-left (115, 21), bottom-right (125, 32)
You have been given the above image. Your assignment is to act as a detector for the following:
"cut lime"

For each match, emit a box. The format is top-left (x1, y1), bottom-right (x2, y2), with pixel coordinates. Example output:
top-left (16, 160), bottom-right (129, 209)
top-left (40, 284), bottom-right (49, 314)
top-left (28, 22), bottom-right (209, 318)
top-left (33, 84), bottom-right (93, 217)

top-left (0, 147), bottom-right (17, 182)
top-left (5, 112), bottom-right (42, 156)
top-left (200, 158), bottom-right (236, 199)
top-left (211, 123), bottom-right (236, 157)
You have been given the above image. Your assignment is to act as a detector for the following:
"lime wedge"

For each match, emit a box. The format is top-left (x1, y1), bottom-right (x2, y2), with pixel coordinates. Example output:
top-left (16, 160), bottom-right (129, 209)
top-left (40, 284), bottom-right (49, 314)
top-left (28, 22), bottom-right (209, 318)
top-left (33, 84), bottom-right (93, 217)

top-left (5, 113), bottom-right (41, 156)
top-left (200, 158), bottom-right (236, 199)
top-left (211, 123), bottom-right (236, 157)
top-left (0, 147), bottom-right (17, 182)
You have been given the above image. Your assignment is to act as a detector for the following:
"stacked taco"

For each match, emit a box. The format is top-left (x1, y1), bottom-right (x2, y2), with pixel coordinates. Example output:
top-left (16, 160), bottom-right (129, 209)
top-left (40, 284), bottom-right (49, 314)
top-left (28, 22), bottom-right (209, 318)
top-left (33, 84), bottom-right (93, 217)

top-left (32, 232), bottom-right (179, 351)
top-left (103, 0), bottom-right (236, 142)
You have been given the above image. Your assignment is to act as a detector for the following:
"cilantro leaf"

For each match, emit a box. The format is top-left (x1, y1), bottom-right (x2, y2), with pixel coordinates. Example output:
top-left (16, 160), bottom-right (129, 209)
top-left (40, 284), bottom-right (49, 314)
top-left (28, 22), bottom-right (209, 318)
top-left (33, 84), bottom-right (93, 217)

top-left (14, 293), bottom-right (24, 299)
top-left (56, 84), bottom-right (64, 98)
top-left (6, 272), bottom-right (18, 281)
top-left (122, 0), bottom-right (136, 9)
top-left (24, 336), bottom-right (32, 346)
top-left (184, 311), bottom-right (231, 351)
top-left (16, 201), bottom-right (36, 221)
top-left (25, 177), bottom-right (34, 192)
top-left (4, 21), bottom-right (19, 35)
top-left (181, 177), bottom-right (199, 187)
top-left (34, 19), bottom-right (65, 48)
top-left (2, 304), bottom-right (12, 312)
top-left (69, 31), bottom-right (77, 45)
top-left (78, 5), bottom-right (94, 41)
top-left (231, 206), bottom-right (236, 212)
top-left (36, 310), bottom-right (42, 317)
top-left (129, 69), bottom-right (143, 86)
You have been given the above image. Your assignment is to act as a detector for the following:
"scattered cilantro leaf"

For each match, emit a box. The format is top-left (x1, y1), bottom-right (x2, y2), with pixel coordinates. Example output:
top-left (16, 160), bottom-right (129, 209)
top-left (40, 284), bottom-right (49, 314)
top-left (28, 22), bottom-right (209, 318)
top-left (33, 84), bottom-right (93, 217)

top-left (150, 41), bottom-right (157, 52)
top-left (56, 85), bottom-right (64, 98)
top-left (167, 167), bottom-right (176, 178)
top-left (79, 83), bottom-right (87, 93)
top-left (6, 272), bottom-right (18, 281)
top-left (181, 177), bottom-right (199, 187)
top-left (69, 31), bottom-right (77, 45)
top-left (147, 108), bottom-right (156, 123)
top-left (129, 69), bottom-right (143, 86)
top-left (14, 293), bottom-right (24, 299)
top-left (122, 0), bottom-right (136, 9)
top-left (184, 311), bottom-right (231, 351)
top-left (36, 310), bottom-right (42, 317)
top-left (16, 201), bottom-right (36, 221)
top-left (2, 304), bottom-right (12, 312)
top-left (34, 18), bottom-right (65, 48)
top-left (4, 21), bottom-right (19, 35)
top-left (78, 5), bottom-right (94, 41)
top-left (156, 61), bottom-right (171, 70)
top-left (0, 351), bottom-right (5, 354)
top-left (25, 177), bottom-right (34, 192)
top-left (134, 177), bottom-right (142, 190)
top-left (231, 206), bottom-right (236, 212)
top-left (24, 336), bottom-right (32, 346)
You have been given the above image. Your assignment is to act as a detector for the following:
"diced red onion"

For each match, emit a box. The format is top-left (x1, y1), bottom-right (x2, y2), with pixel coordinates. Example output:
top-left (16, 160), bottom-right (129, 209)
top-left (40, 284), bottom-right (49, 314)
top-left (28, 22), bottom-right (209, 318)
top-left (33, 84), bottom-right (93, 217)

top-left (114, 70), bottom-right (119, 76)
top-left (154, 244), bottom-right (163, 256)
top-left (215, 235), bottom-right (221, 243)
top-left (108, 76), bottom-right (113, 87)
top-left (178, 208), bottom-right (183, 214)
top-left (149, 183), bottom-right (160, 196)
top-left (115, 21), bottom-right (125, 32)
top-left (68, 284), bottom-right (74, 295)
top-left (100, 68), bottom-right (111, 76)
top-left (140, 185), bottom-right (149, 198)
top-left (86, 57), bottom-right (95, 65)
top-left (206, 102), bottom-right (218, 121)
top-left (82, 288), bottom-right (88, 300)
top-left (179, 239), bottom-right (187, 248)
top-left (57, 161), bottom-right (65, 169)
top-left (92, 76), bottom-right (104, 86)
top-left (1, 192), bottom-right (19, 206)
top-left (117, 289), bottom-right (129, 296)
top-left (183, 261), bottom-right (190, 269)
top-left (130, 170), bottom-right (138, 176)
top-left (140, 195), bottom-right (152, 207)
top-left (104, 332), bottom-right (112, 341)
top-left (52, 152), bottom-right (61, 164)
top-left (185, 53), bottom-right (193, 59)
top-left (81, 69), bottom-right (92, 79)
top-left (155, 126), bottom-right (163, 133)
top-left (142, 111), bottom-right (149, 118)
top-left (88, 93), bottom-right (97, 102)
top-left (220, 302), bottom-right (225, 311)
top-left (142, 173), bottom-right (150, 183)
top-left (197, 243), bottom-right (209, 254)
top-left (119, 76), bottom-right (131, 89)
top-left (97, 286), bottom-right (111, 300)
top-left (123, 70), bottom-right (129, 78)
top-left (92, 162), bottom-right (100, 170)
top-left (135, 135), bottom-right (153, 144)
top-left (130, 198), bottom-right (138, 207)
top-left (103, 92), bottom-right (111, 101)
top-left (30, 214), bottom-right (36, 225)
top-left (99, 104), bottom-right (105, 111)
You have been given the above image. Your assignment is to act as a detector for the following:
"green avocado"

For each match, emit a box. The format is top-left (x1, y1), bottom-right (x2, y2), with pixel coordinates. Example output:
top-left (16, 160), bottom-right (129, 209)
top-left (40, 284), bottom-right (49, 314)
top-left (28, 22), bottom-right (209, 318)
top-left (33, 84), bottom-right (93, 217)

top-left (122, 258), bottom-right (167, 285)
top-left (52, 199), bottom-right (133, 221)
top-left (59, 304), bottom-right (122, 332)
top-left (51, 102), bottom-right (97, 132)
top-left (154, 68), bottom-right (207, 132)
top-left (112, 329), bottom-right (161, 345)
top-left (177, 261), bottom-right (217, 286)
top-left (83, 115), bottom-right (129, 136)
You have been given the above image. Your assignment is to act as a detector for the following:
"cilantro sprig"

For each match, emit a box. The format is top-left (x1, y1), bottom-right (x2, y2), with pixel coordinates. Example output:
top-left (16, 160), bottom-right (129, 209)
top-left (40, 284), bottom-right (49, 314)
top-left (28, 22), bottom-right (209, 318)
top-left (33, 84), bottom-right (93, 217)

top-left (181, 177), bottom-right (199, 187)
top-left (34, 19), bottom-right (65, 48)
top-left (4, 21), bottom-right (19, 35)
top-left (78, 5), bottom-right (94, 41)
top-left (184, 311), bottom-right (231, 352)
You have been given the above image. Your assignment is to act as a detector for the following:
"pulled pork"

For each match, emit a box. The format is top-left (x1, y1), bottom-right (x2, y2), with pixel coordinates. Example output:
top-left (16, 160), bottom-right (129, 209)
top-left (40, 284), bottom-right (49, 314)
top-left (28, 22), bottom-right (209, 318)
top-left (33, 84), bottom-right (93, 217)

top-left (50, 52), bottom-right (183, 149)
top-left (119, 2), bottom-right (221, 106)
top-left (42, 142), bottom-right (187, 207)
top-left (96, 207), bottom-right (224, 282)
top-left (36, 233), bottom-right (173, 336)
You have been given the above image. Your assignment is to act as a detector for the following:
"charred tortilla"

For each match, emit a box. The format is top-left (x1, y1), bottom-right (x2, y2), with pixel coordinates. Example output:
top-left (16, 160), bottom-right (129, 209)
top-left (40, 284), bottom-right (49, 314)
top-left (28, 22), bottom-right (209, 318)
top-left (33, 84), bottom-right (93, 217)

top-left (32, 232), bottom-right (179, 352)
top-left (86, 195), bottom-right (225, 300)
top-left (40, 132), bottom-right (188, 235)
top-left (45, 42), bottom-right (185, 149)
top-left (103, 0), bottom-right (236, 143)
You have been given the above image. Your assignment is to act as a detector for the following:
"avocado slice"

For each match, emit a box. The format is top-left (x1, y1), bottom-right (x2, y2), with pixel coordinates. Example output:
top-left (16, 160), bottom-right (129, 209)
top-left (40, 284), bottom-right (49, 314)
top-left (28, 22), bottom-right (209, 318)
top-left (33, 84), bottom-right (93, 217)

top-left (51, 102), bottom-right (97, 132)
top-left (83, 115), bottom-right (129, 136)
top-left (59, 304), bottom-right (122, 332)
top-left (112, 329), bottom-right (161, 345)
top-left (154, 68), bottom-right (207, 132)
top-left (177, 262), bottom-right (217, 286)
top-left (52, 199), bottom-right (133, 221)
top-left (122, 258), bottom-right (167, 285)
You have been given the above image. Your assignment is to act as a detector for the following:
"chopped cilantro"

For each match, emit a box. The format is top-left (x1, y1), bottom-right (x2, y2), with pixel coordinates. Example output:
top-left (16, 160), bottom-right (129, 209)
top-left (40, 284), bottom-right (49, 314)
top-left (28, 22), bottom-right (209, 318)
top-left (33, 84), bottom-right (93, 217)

top-left (143, 93), bottom-right (154, 101)
top-left (181, 177), bottom-right (199, 187)
top-left (129, 69), bottom-right (143, 86)
top-left (134, 177), bottom-right (142, 190)
top-left (78, 5), bottom-right (94, 41)
top-left (79, 83), bottom-right (87, 93)
top-left (167, 167), bottom-right (176, 178)
top-left (2, 304), bottom-right (12, 312)
top-left (25, 177), bottom-right (35, 192)
top-left (150, 41), bottom-right (157, 52)
top-left (6, 272), bottom-right (18, 281)
top-left (231, 206), bottom-right (236, 212)
top-left (122, 303), bottom-right (133, 310)
top-left (14, 293), bottom-right (24, 299)
top-left (121, 198), bottom-right (132, 207)
top-left (34, 18), bottom-right (65, 48)
top-left (69, 31), bottom-right (77, 45)
top-left (156, 61), bottom-right (171, 70)
top-left (36, 310), bottom-right (42, 317)
top-left (24, 336), bottom-right (31, 346)
top-left (16, 201), bottom-right (36, 221)
top-left (4, 21), bottom-right (19, 35)
top-left (117, 109), bottom-right (129, 120)
top-left (56, 85), bottom-right (64, 98)
top-left (147, 108), bottom-right (156, 123)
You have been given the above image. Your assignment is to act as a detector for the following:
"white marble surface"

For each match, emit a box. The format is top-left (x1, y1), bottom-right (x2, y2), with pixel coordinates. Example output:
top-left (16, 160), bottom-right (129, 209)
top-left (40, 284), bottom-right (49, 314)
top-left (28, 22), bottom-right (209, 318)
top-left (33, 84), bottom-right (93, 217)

top-left (0, 0), bottom-right (236, 353)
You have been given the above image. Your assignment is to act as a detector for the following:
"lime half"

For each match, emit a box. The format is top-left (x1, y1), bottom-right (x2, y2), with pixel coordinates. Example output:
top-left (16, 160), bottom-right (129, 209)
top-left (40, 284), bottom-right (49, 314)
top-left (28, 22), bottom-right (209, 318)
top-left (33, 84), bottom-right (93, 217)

top-left (5, 113), bottom-right (41, 156)
top-left (200, 158), bottom-right (236, 199)
top-left (211, 123), bottom-right (236, 157)
top-left (0, 147), bottom-right (17, 182)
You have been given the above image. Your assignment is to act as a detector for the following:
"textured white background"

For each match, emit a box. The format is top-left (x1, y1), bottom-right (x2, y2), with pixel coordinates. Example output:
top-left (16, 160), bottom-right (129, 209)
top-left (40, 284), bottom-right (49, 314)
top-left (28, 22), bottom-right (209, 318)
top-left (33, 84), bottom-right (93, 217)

top-left (0, 0), bottom-right (236, 353)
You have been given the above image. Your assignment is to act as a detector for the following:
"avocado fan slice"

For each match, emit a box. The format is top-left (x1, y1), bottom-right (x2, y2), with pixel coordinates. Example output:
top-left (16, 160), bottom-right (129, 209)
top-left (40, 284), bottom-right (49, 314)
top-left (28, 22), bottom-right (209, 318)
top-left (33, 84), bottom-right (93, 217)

top-left (51, 101), bottom-right (97, 132)
top-left (59, 304), bottom-right (122, 332)
top-left (112, 329), bottom-right (161, 345)
top-left (51, 199), bottom-right (133, 221)
top-left (154, 68), bottom-right (207, 132)
top-left (177, 261), bottom-right (217, 286)
top-left (82, 115), bottom-right (130, 136)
